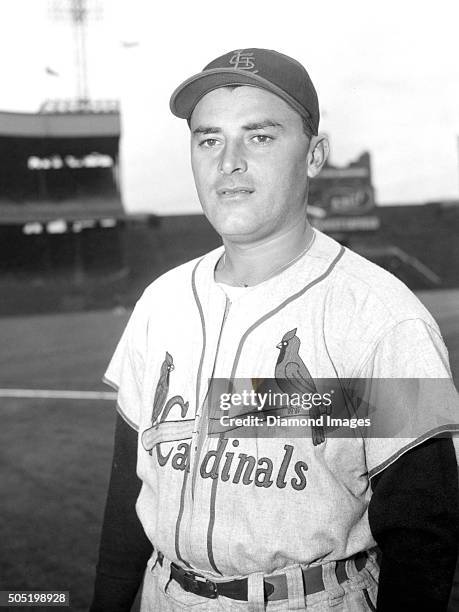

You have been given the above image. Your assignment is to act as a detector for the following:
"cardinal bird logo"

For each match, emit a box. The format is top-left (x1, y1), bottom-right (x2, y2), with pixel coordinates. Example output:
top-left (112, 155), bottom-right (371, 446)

top-left (151, 351), bottom-right (174, 424)
top-left (275, 328), bottom-right (329, 446)
top-left (141, 352), bottom-right (191, 456)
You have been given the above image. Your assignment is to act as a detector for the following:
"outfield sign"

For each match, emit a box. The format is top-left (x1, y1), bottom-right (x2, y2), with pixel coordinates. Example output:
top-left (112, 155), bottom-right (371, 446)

top-left (327, 187), bottom-right (374, 215)
top-left (309, 152), bottom-right (378, 232)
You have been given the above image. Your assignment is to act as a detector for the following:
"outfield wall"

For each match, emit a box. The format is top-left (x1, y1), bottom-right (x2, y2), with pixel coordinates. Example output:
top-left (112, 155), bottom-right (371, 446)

top-left (0, 203), bottom-right (458, 316)
top-left (125, 202), bottom-right (459, 293)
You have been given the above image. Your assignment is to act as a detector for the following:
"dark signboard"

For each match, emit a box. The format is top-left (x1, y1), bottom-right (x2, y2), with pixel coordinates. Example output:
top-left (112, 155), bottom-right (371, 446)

top-left (309, 152), bottom-right (380, 232)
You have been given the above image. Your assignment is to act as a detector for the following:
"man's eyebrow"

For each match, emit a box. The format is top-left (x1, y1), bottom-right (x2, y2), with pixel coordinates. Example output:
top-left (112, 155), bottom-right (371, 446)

top-left (243, 120), bottom-right (283, 131)
top-left (192, 126), bottom-right (221, 136)
top-left (192, 121), bottom-right (284, 135)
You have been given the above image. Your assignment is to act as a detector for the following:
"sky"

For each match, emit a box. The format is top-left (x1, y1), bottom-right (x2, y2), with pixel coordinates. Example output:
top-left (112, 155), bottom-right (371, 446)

top-left (0, 0), bottom-right (458, 215)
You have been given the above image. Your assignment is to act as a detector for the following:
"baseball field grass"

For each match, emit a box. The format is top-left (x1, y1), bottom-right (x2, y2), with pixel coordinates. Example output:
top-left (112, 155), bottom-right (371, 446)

top-left (0, 310), bottom-right (129, 612)
top-left (0, 291), bottom-right (458, 611)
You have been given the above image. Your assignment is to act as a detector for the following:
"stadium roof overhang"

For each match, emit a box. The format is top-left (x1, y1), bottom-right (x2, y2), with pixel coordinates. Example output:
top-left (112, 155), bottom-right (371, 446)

top-left (0, 110), bottom-right (120, 139)
top-left (0, 197), bottom-right (127, 225)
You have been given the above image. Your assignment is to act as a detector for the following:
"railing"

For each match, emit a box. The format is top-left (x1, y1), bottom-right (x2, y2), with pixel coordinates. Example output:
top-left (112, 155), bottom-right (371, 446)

top-left (361, 245), bottom-right (442, 286)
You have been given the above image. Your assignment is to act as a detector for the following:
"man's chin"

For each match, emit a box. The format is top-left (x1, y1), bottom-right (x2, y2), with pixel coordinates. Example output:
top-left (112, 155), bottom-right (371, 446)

top-left (203, 213), bottom-right (256, 237)
top-left (214, 223), bottom-right (272, 244)
top-left (200, 204), bottom-right (278, 242)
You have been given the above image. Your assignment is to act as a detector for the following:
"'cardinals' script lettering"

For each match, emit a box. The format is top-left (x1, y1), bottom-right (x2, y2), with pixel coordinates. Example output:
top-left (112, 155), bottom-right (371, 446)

top-left (153, 440), bottom-right (308, 491)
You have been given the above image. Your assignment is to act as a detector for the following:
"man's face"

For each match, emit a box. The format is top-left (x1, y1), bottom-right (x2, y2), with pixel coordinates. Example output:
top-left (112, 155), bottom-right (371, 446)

top-left (190, 86), bottom-right (312, 243)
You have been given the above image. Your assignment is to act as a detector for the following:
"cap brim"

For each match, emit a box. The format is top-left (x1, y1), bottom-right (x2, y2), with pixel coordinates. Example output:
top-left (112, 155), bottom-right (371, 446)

top-left (169, 67), bottom-right (313, 130)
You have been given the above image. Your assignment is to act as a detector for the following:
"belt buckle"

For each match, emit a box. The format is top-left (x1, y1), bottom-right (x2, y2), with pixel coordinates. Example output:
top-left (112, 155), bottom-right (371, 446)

top-left (182, 571), bottom-right (218, 599)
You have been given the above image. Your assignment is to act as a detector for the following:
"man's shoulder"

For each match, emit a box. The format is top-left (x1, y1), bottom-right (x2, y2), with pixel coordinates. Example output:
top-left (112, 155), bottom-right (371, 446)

top-left (318, 233), bottom-right (437, 327)
top-left (136, 246), bottom-right (222, 303)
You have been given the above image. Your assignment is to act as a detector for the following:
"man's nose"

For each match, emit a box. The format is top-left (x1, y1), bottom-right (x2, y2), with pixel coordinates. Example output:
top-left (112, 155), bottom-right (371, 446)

top-left (218, 142), bottom-right (247, 175)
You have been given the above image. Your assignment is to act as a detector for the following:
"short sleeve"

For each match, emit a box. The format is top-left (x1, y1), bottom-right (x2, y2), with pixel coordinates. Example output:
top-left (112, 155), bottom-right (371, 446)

top-left (103, 300), bottom-right (149, 431)
top-left (354, 318), bottom-right (459, 478)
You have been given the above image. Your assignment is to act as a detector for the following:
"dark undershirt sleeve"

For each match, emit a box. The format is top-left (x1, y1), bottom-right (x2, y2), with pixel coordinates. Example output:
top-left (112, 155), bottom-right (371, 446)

top-left (90, 413), bottom-right (153, 612)
top-left (369, 436), bottom-right (459, 612)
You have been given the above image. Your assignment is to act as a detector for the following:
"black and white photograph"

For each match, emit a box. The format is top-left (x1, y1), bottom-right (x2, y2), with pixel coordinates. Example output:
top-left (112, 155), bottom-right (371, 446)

top-left (0, 1), bottom-right (458, 611)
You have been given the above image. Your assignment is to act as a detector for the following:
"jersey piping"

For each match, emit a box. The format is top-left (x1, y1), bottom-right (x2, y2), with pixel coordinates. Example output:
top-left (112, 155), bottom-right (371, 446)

top-left (174, 257), bottom-right (206, 569)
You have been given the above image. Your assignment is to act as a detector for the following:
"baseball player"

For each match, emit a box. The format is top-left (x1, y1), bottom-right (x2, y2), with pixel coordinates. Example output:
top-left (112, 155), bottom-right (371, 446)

top-left (91, 49), bottom-right (459, 611)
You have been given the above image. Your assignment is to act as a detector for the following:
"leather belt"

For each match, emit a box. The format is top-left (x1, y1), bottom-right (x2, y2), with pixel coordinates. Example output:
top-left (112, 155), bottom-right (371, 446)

top-left (160, 552), bottom-right (367, 602)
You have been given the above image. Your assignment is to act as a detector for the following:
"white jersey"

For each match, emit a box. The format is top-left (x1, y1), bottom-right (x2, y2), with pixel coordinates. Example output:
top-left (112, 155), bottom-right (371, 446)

top-left (104, 229), bottom-right (458, 580)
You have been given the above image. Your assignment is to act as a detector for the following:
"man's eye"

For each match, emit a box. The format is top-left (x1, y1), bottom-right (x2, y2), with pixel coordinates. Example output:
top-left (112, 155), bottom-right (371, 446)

top-left (252, 135), bottom-right (273, 145)
top-left (199, 138), bottom-right (219, 148)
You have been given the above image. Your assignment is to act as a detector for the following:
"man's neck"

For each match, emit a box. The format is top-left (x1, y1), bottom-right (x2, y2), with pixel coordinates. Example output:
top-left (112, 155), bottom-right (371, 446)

top-left (215, 219), bottom-right (314, 287)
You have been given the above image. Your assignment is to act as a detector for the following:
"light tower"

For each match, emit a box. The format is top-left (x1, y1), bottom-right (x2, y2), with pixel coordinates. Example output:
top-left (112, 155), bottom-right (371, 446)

top-left (48, 0), bottom-right (103, 111)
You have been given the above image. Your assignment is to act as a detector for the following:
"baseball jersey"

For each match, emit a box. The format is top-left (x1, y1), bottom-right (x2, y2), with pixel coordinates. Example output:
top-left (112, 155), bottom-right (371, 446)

top-left (104, 229), bottom-right (459, 580)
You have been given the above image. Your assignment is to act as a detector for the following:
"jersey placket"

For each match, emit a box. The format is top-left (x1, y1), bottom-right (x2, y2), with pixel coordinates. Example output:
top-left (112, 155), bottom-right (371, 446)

top-left (177, 280), bottom-right (233, 571)
top-left (191, 296), bottom-right (231, 497)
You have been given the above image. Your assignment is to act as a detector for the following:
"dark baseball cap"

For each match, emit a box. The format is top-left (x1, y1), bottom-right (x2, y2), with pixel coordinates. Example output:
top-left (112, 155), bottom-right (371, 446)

top-left (170, 48), bottom-right (320, 135)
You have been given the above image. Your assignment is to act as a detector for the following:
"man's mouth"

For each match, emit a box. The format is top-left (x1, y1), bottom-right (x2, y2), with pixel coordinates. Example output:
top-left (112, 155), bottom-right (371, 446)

top-left (217, 187), bottom-right (254, 196)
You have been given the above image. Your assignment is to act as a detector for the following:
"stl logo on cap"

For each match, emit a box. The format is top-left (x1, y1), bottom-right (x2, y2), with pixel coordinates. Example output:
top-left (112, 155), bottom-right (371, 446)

top-left (229, 49), bottom-right (259, 73)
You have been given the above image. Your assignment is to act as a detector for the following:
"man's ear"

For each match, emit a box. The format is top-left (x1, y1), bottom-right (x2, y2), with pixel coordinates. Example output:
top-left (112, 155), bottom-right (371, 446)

top-left (307, 134), bottom-right (329, 178)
